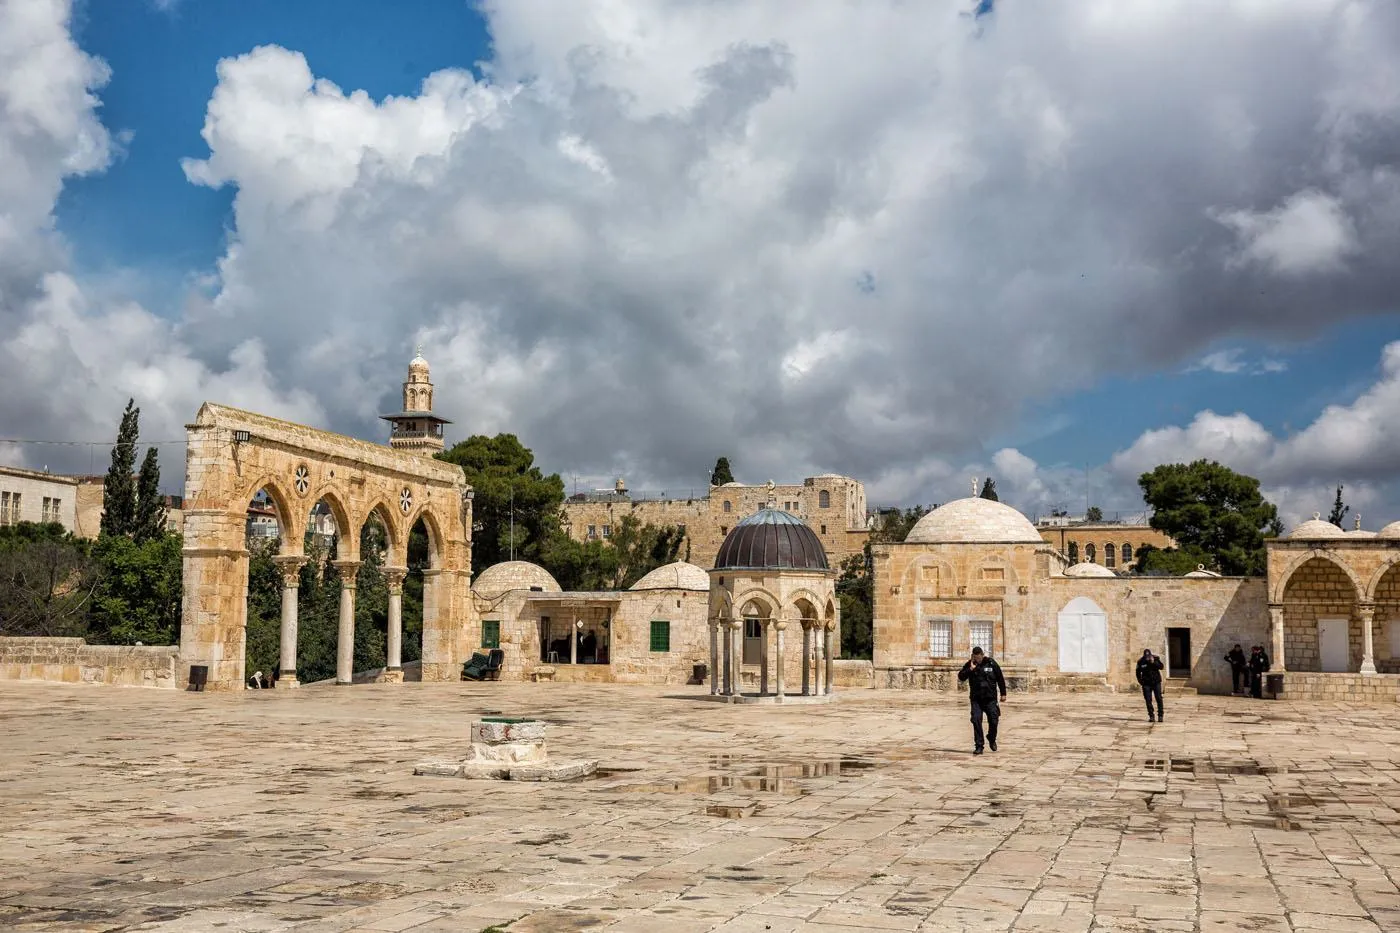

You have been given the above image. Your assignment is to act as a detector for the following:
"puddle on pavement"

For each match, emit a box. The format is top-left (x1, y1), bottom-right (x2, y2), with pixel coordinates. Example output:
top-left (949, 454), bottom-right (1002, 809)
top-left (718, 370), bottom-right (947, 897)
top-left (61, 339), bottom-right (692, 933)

top-left (705, 804), bottom-right (760, 818)
top-left (1144, 757), bottom-right (1283, 776)
top-left (614, 757), bottom-right (879, 796)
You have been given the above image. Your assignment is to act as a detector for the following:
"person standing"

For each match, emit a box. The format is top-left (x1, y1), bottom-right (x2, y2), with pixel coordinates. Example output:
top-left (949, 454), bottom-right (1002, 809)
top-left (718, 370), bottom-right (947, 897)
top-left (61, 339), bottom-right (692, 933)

top-left (1135, 649), bottom-right (1164, 723)
top-left (1225, 644), bottom-right (1248, 695)
top-left (1248, 645), bottom-right (1271, 699)
top-left (957, 646), bottom-right (1007, 755)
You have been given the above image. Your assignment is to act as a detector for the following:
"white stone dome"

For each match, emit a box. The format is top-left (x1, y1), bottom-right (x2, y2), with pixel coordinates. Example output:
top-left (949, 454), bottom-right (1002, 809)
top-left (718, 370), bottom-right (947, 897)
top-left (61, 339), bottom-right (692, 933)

top-left (472, 561), bottom-right (561, 599)
top-left (630, 561), bottom-right (710, 591)
top-left (1380, 521), bottom-right (1400, 539)
top-left (1184, 564), bottom-right (1222, 578)
top-left (1063, 562), bottom-right (1116, 578)
top-left (1350, 529), bottom-right (1377, 538)
top-left (408, 349), bottom-right (430, 377)
top-left (905, 497), bottom-right (1043, 545)
top-left (1287, 514), bottom-right (1346, 540)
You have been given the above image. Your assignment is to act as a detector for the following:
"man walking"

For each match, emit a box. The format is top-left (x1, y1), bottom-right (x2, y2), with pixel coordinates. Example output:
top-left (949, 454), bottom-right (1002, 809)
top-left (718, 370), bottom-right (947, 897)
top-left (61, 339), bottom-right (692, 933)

top-left (958, 646), bottom-right (1006, 755)
top-left (1225, 644), bottom-right (1248, 695)
top-left (1135, 648), bottom-right (1164, 723)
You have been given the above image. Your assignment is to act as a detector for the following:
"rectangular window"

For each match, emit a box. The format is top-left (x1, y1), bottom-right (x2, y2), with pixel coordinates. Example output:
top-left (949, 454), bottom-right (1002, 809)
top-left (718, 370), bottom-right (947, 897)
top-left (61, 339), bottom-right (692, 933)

top-left (0, 491), bottom-right (8, 526)
top-left (820, 524), bottom-right (827, 535)
top-left (649, 620), bottom-right (670, 652)
top-left (969, 621), bottom-right (994, 655)
top-left (929, 621), bottom-right (953, 658)
top-left (602, 524), bottom-right (611, 538)
top-left (587, 524), bottom-right (596, 539)
top-left (42, 497), bottom-right (60, 523)
top-left (481, 620), bottom-right (501, 649)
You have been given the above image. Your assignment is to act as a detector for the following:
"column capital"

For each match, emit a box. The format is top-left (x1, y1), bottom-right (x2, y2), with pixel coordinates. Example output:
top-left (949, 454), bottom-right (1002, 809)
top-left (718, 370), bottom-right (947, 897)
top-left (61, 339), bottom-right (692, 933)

top-left (272, 555), bottom-right (307, 587)
top-left (382, 566), bottom-right (408, 592)
top-left (332, 559), bottom-right (362, 586)
top-left (774, 618), bottom-right (788, 632)
top-left (1358, 601), bottom-right (1376, 615)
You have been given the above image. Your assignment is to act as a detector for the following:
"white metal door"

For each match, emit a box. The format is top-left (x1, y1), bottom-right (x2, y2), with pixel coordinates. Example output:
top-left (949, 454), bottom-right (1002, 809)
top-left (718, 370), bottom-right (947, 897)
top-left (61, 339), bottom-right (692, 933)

top-left (1058, 598), bottom-right (1107, 674)
top-left (1057, 614), bottom-right (1082, 672)
top-left (1318, 618), bottom-right (1350, 673)
top-left (1081, 614), bottom-right (1108, 673)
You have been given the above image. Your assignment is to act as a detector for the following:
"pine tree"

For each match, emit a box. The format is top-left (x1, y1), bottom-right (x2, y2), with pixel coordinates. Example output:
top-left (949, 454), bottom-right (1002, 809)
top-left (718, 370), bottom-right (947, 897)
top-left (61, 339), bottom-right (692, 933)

top-left (1326, 484), bottom-right (1349, 528)
top-left (979, 478), bottom-right (998, 502)
top-left (133, 447), bottom-right (167, 543)
top-left (711, 457), bottom-right (734, 486)
top-left (100, 400), bottom-right (139, 538)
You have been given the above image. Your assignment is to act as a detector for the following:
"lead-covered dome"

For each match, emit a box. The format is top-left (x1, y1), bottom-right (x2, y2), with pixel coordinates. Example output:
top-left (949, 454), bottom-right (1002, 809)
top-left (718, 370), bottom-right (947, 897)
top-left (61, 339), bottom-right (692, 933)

top-left (1287, 514), bottom-right (1346, 540)
top-left (1063, 562), bottom-right (1116, 578)
top-left (714, 509), bottom-right (829, 572)
top-left (631, 561), bottom-right (710, 591)
top-left (472, 561), bottom-right (561, 599)
top-left (905, 497), bottom-right (1043, 545)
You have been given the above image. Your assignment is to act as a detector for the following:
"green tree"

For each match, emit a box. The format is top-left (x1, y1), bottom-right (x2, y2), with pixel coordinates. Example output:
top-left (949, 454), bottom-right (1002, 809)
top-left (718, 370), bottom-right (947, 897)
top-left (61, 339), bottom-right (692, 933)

top-left (1085, 506), bottom-right (1103, 522)
top-left (1137, 460), bottom-right (1283, 576)
top-left (1132, 543), bottom-right (1211, 577)
top-left (100, 399), bottom-right (139, 538)
top-left (437, 434), bottom-right (566, 575)
top-left (86, 531), bottom-right (183, 644)
top-left (711, 457), bottom-right (735, 486)
top-left (133, 447), bottom-right (167, 543)
top-left (979, 478), bottom-right (998, 501)
top-left (0, 523), bottom-right (98, 637)
top-left (1326, 484), bottom-right (1349, 528)
top-left (244, 538), bottom-right (283, 681)
top-left (836, 504), bottom-right (933, 659)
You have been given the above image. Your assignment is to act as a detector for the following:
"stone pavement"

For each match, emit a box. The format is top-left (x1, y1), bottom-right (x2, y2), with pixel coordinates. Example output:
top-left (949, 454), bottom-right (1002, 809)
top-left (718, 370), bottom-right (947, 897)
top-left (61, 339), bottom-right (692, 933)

top-left (1, 682), bottom-right (1398, 932)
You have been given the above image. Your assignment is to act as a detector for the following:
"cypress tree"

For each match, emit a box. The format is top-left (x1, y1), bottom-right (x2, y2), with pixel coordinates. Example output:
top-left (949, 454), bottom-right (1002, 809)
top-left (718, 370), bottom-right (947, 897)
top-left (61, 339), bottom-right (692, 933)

top-left (134, 447), bottom-right (167, 543)
top-left (979, 477), bottom-right (999, 502)
top-left (100, 400), bottom-right (139, 538)
top-left (710, 457), bottom-right (734, 486)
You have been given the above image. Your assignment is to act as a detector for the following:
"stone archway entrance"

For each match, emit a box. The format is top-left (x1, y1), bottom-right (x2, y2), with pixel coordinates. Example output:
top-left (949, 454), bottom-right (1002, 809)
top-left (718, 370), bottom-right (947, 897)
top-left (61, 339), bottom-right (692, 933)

top-left (179, 403), bottom-right (472, 691)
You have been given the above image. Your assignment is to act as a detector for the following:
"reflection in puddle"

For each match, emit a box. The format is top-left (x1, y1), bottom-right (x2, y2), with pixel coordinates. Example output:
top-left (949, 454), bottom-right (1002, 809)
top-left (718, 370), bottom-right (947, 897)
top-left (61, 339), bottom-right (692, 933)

top-left (1143, 757), bottom-right (1283, 776)
top-left (705, 804), bottom-right (759, 818)
top-left (614, 758), bottom-right (878, 796)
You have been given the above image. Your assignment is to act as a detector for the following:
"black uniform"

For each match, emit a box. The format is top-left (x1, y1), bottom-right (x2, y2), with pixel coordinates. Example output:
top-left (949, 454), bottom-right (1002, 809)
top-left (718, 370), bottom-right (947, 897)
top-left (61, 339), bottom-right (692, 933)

top-left (1248, 648), bottom-right (1270, 699)
top-left (1135, 653), bottom-right (1164, 721)
top-left (1225, 647), bottom-right (1248, 695)
top-left (958, 656), bottom-right (1007, 752)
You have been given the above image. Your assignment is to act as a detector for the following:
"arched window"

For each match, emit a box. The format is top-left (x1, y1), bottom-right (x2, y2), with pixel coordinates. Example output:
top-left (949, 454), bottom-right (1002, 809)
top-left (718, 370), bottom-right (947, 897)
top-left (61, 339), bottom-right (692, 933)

top-left (1085, 543), bottom-right (1097, 563)
top-left (1122, 543), bottom-right (1133, 564)
top-left (1104, 544), bottom-right (1116, 568)
top-left (723, 500), bottom-right (731, 513)
top-left (819, 490), bottom-right (831, 508)
top-left (1067, 541), bottom-right (1078, 563)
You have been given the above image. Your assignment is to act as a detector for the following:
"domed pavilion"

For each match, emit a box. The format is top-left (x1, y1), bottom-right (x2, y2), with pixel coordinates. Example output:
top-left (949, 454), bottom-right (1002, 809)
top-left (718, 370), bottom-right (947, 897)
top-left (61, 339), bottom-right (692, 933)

top-left (707, 501), bottom-right (837, 703)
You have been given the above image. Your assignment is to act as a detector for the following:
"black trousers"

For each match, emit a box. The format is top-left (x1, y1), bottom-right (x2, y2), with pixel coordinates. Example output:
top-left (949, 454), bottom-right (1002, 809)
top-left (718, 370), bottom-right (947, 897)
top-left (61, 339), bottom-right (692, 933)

top-left (1141, 682), bottom-right (1163, 719)
top-left (1230, 667), bottom-right (1247, 693)
top-left (1249, 672), bottom-right (1264, 698)
top-left (970, 697), bottom-right (1000, 749)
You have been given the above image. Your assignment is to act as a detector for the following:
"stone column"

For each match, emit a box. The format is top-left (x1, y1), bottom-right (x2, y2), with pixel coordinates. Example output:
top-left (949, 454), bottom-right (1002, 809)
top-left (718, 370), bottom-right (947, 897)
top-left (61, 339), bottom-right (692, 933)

top-left (721, 620), bottom-right (732, 694)
top-left (570, 620), bottom-right (578, 665)
top-left (760, 619), bottom-right (770, 696)
top-left (1360, 602), bottom-right (1377, 675)
top-left (813, 623), bottom-right (824, 695)
top-left (824, 623), bottom-right (835, 696)
top-left (383, 567), bottom-right (407, 683)
top-left (333, 560), bottom-right (361, 685)
top-left (709, 619), bottom-right (720, 695)
top-left (1268, 604), bottom-right (1287, 672)
top-left (730, 618), bottom-right (744, 697)
top-left (273, 556), bottom-right (305, 689)
top-left (775, 619), bottom-right (787, 701)
top-left (802, 623), bottom-right (812, 696)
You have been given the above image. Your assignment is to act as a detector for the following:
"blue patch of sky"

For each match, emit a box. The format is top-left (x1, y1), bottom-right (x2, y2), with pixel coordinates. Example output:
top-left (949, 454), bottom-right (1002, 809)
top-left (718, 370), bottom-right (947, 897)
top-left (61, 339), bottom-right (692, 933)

top-left (1008, 315), bottom-right (1400, 468)
top-left (58, 0), bottom-right (492, 310)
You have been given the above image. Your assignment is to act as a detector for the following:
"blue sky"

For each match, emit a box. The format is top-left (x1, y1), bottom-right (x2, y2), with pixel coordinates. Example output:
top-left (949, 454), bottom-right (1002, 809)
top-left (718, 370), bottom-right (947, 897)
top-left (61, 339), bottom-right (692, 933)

top-left (7, 0), bottom-right (1400, 524)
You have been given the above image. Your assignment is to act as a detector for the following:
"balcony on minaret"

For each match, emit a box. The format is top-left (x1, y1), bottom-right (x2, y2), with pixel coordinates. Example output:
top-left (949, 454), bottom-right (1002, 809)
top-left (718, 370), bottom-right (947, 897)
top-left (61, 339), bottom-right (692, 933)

top-left (380, 349), bottom-right (451, 455)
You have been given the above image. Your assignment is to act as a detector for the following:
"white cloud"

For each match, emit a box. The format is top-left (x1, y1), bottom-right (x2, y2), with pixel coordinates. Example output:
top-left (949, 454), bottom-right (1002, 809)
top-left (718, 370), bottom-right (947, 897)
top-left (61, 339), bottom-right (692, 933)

top-left (1214, 189), bottom-right (1358, 275)
top-left (1186, 348), bottom-right (1288, 375)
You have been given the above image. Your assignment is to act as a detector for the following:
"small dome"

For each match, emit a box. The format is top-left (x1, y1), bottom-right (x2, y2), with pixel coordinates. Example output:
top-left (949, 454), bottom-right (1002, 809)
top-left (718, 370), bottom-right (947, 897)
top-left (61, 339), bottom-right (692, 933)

top-left (1184, 564), bottom-right (1222, 578)
top-left (473, 561), bottom-right (561, 599)
top-left (631, 561), bottom-right (710, 591)
top-left (1351, 529), bottom-right (1377, 538)
top-left (1287, 514), bottom-right (1346, 540)
top-left (1380, 521), bottom-right (1400, 539)
top-left (1063, 562), bottom-right (1116, 578)
top-left (715, 509), bottom-right (829, 572)
top-left (905, 497), bottom-right (1043, 545)
top-left (720, 481), bottom-right (743, 487)
top-left (408, 347), bottom-right (430, 376)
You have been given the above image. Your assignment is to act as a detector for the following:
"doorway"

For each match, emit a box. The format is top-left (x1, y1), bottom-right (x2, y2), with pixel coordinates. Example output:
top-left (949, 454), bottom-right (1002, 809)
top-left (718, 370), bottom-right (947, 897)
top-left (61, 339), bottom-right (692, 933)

top-left (1318, 617), bottom-right (1349, 672)
top-left (1165, 628), bottom-right (1191, 677)
top-left (743, 617), bottom-right (762, 665)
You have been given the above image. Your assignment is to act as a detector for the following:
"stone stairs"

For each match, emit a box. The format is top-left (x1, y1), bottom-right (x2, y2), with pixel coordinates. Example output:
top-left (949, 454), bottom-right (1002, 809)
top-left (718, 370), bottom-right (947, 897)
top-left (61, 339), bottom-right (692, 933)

top-left (1032, 673), bottom-right (1114, 693)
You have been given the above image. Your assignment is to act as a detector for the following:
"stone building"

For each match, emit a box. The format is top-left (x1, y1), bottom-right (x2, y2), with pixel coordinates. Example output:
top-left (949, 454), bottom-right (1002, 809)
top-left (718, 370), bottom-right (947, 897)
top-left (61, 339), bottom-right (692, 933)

top-left (0, 466), bottom-right (80, 532)
top-left (560, 475), bottom-right (869, 570)
top-left (873, 496), bottom-right (1270, 693)
top-left (1036, 521), bottom-right (1176, 571)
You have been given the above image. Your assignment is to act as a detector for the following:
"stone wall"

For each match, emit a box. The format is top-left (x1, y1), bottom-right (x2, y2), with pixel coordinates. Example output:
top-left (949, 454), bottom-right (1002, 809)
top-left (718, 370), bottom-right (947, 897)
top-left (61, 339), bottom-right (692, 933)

top-left (0, 637), bottom-right (177, 688)
top-left (1036, 523), bottom-right (1175, 571)
top-left (1279, 557), bottom-right (1358, 672)
top-left (560, 475), bottom-right (868, 570)
top-left (833, 659), bottom-right (873, 688)
top-left (0, 466), bottom-right (79, 532)
top-left (1275, 672), bottom-right (1400, 704)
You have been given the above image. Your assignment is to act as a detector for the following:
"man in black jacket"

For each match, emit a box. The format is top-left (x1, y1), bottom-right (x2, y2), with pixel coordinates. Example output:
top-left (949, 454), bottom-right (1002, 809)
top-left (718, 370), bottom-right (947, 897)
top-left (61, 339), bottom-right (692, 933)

top-left (957, 647), bottom-right (1007, 755)
top-left (1135, 649), bottom-right (1165, 722)
top-left (1248, 645), bottom-right (1271, 699)
top-left (1225, 644), bottom-right (1248, 695)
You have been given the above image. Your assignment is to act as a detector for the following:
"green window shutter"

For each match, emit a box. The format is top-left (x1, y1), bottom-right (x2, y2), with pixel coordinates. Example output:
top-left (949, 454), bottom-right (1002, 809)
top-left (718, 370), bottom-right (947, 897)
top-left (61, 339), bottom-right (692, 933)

top-left (649, 620), bottom-right (670, 652)
top-left (482, 620), bottom-right (500, 649)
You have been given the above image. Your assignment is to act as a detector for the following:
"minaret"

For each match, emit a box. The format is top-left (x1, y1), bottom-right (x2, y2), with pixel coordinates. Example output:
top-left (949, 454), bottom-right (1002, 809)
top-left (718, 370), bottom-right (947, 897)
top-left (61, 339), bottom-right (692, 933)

top-left (379, 347), bottom-right (451, 455)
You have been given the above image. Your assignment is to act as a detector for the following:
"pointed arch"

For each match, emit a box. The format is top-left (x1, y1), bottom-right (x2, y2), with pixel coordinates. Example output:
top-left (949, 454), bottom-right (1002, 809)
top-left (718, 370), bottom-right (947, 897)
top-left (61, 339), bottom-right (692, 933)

top-left (404, 503), bottom-right (444, 569)
top-left (899, 555), bottom-right (958, 595)
top-left (1271, 549), bottom-right (1365, 604)
top-left (359, 498), bottom-right (402, 563)
top-left (305, 484), bottom-right (355, 560)
top-left (731, 587), bottom-right (779, 620)
top-left (235, 473), bottom-right (302, 554)
top-left (786, 587), bottom-right (827, 619)
top-left (1366, 556), bottom-right (1400, 602)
